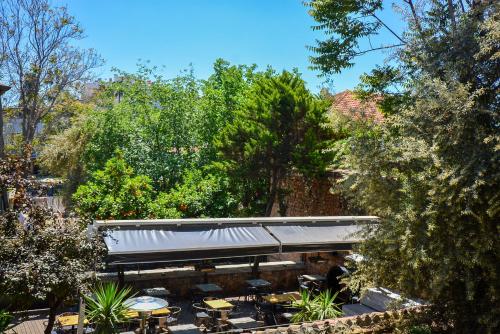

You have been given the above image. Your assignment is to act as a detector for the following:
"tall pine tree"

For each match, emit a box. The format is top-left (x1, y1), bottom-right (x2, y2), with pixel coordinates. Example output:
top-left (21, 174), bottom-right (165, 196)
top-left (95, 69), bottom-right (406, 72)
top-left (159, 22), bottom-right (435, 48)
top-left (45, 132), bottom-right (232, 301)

top-left (216, 70), bottom-right (333, 216)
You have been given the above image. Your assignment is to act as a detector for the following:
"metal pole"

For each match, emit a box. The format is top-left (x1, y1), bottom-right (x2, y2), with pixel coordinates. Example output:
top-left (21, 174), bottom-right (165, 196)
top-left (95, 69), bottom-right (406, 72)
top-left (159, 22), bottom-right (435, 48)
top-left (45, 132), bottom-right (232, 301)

top-left (76, 295), bottom-right (85, 334)
top-left (252, 256), bottom-right (260, 278)
top-left (118, 265), bottom-right (125, 289)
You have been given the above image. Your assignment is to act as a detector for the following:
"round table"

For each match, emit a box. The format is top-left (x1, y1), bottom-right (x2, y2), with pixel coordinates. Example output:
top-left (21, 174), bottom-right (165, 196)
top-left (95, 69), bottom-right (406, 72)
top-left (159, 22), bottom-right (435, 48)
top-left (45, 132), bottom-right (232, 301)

top-left (125, 296), bottom-right (168, 334)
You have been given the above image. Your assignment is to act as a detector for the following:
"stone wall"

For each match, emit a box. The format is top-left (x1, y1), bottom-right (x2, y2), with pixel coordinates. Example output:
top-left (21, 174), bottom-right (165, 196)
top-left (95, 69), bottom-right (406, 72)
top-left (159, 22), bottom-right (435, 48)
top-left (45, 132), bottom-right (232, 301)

top-left (100, 254), bottom-right (345, 297)
top-left (270, 173), bottom-right (344, 217)
top-left (101, 262), bottom-right (305, 297)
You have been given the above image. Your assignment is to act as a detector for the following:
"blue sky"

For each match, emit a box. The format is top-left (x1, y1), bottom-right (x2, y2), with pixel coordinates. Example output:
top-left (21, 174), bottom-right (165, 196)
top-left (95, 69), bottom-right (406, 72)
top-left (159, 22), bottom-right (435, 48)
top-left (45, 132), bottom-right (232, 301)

top-left (60, 0), bottom-right (406, 93)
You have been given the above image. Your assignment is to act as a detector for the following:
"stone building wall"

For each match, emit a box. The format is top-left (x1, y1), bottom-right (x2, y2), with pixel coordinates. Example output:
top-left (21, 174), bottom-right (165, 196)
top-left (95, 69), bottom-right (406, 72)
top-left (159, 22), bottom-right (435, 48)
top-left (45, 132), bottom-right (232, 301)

top-left (101, 262), bottom-right (307, 297)
top-left (270, 173), bottom-right (344, 217)
top-left (100, 254), bottom-right (345, 297)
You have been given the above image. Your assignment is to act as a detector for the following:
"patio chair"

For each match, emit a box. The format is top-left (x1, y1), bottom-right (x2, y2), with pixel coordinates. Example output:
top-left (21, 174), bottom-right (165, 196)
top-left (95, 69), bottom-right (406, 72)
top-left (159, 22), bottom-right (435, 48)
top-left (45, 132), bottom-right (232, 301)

top-left (297, 276), bottom-right (310, 292)
top-left (191, 302), bottom-right (205, 314)
top-left (166, 306), bottom-right (182, 326)
top-left (189, 287), bottom-right (205, 304)
top-left (245, 286), bottom-right (258, 302)
top-left (214, 310), bottom-right (231, 332)
top-left (254, 302), bottom-right (277, 326)
top-left (192, 303), bottom-right (211, 327)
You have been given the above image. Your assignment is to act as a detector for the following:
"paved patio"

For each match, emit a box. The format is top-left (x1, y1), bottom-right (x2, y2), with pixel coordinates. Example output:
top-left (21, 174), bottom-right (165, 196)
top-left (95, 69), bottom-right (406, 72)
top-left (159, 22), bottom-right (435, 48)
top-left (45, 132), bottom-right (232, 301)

top-left (5, 295), bottom-right (264, 334)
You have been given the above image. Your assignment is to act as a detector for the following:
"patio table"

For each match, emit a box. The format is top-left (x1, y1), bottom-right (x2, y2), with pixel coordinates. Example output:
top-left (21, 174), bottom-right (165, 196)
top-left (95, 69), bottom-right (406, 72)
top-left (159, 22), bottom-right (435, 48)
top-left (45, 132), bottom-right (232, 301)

top-left (204, 299), bottom-right (234, 310)
top-left (302, 274), bottom-right (326, 282)
top-left (57, 314), bottom-right (89, 327)
top-left (195, 283), bottom-right (223, 293)
top-left (125, 296), bottom-right (169, 334)
top-left (262, 292), bottom-right (301, 304)
top-left (246, 279), bottom-right (271, 288)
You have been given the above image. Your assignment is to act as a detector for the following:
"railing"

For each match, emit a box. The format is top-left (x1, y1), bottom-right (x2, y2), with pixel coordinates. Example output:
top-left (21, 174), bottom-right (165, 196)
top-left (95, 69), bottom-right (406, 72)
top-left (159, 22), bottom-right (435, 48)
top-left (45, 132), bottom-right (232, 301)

top-left (94, 216), bottom-right (380, 228)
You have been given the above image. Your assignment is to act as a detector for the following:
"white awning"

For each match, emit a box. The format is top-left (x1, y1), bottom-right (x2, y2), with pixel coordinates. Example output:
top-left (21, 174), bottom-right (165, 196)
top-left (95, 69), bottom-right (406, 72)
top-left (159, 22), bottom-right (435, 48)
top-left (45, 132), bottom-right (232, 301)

top-left (95, 216), bottom-right (379, 265)
top-left (266, 223), bottom-right (364, 252)
top-left (104, 224), bottom-right (280, 265)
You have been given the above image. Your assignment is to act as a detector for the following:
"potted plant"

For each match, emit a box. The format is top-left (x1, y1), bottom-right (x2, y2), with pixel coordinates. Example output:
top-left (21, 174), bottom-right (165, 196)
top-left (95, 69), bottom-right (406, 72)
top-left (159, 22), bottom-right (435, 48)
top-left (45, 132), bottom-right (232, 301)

top-left (84, 282), bottom-right (136, 334)
top-left (290, 289), bottom-right (342, 322)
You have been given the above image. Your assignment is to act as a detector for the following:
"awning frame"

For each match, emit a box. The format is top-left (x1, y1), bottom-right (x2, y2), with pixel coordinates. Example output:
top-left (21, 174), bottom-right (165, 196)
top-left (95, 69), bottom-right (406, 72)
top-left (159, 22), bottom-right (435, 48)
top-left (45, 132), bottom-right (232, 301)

top-left (93, 216), bottom-right (379, 266)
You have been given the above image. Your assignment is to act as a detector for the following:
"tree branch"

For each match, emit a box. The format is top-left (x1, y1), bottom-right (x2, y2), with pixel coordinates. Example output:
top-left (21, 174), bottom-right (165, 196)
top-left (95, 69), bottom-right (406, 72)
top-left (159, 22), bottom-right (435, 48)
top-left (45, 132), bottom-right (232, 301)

top-left (354, 44), bottom-right (405, 57)
top-left (403, 0), bottom-right (425, 39)
top-left (447, 0), bottom-right (457, 34)
top-left (371, 14), bottom-right (407, 44)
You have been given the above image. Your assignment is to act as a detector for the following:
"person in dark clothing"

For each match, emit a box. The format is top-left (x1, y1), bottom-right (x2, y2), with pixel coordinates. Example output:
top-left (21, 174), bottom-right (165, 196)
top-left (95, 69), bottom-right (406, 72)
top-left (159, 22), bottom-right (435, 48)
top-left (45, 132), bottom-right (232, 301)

top-left (326, 265), bottom-right (351, 302)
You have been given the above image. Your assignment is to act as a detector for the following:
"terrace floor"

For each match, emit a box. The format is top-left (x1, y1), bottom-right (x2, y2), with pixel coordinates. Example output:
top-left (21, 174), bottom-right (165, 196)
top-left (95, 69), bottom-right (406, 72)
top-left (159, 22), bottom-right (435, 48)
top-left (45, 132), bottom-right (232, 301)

top-left (5, 295), bottom-right (266, 334)
top-left (6, 313), bottom-right (46, 334)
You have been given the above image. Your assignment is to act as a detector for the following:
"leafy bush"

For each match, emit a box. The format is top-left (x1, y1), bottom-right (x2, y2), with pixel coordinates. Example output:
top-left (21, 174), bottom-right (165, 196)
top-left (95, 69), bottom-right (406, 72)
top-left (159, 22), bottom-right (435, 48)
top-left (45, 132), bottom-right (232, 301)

top-left (151, 169), bottom-right (237, 218)
top-left (408, 325), bottom-right (431, 334)
top-left (73, 152), bottom-right (155, 219)
top-left (0, 310), bottom-right (13, 333)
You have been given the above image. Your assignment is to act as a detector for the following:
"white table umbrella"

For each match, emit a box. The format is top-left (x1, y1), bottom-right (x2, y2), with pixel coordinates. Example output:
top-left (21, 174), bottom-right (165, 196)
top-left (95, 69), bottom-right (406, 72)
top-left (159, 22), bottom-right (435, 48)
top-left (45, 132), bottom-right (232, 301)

top-left (125, 296), bottom-right (168, 311)
top-left (125, 296), bottom-right (168, 334)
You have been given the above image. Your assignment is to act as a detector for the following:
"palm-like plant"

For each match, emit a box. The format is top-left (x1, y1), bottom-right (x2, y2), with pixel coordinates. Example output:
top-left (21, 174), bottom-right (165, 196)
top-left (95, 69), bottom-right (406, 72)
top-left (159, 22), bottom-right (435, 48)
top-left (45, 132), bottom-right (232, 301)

top-left (0, 309), bottom-right (13, 333)
top-left (290, 289), bottom-right (342, 322)
top-left (84, 283), bottom-right (136, 334)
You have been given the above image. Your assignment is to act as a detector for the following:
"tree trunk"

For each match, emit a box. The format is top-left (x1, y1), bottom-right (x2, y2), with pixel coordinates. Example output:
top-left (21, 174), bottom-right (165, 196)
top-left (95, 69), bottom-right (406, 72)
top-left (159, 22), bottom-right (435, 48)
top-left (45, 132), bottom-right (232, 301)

top-left (0, 97), bottom-right (9, 213)
top-left (0, 96), bottom-right (5, 158)
top-left (44, 294), bottom-right (63, 334)
top-left (447, 0), bottom-right (457, 33)
top-left (21, 108), bottom-right (37, 149)
top-left (264, 168), bottom-right (280, 217)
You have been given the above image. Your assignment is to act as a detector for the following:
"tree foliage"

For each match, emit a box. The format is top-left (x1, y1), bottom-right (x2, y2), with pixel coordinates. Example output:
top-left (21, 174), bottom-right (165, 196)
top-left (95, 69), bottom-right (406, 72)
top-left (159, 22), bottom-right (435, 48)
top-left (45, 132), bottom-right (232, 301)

top-left (306, 0), bottom-right (393, 75)
top-left (41, 59), bottom-right (261, 217)
top-left (0, 156), bottom-right (105, 334)
top-left (216, 70), bottom-right (334, 216)
top-left (73, 152), bottom-right (155, 220)
top-left (0, 0), bottom-right (102, 147)
top-left (152, 169), bottom-right (238, 218)
top-left (312, 1), bottom-right (500, 332)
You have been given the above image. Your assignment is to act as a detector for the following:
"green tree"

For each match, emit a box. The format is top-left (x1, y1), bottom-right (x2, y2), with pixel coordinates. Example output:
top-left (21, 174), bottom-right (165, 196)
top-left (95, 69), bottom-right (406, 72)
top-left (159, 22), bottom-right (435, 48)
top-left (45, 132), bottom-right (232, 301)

top-left (197, 59), bottom-right (257, 164)
top-left (73, 153), bottom-right (155, 220)
top-left (151, 168), bottom-right (238, 218)
top-left (0, 0), bottom-right (102, 148)
top-left (0, 310), bottom-right (13, 333)
top-left (0, 156), bottom-right (105, 334)
top-left (310, 1), bottom-right (499, 332)
top-left (41, 60), bottom-right (259, 215)
top-left (216, 70), bottom-right (334, 216)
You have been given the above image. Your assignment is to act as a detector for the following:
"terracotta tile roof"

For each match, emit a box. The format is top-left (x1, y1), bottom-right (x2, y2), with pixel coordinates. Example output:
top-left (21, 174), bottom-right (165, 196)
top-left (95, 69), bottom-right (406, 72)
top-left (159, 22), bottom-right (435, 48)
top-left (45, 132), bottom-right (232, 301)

top-left (252, 307), bottom-right (425, 334)
top-left (329, 90), bottom-right (384, 123)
